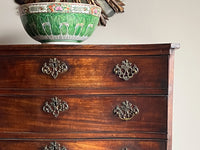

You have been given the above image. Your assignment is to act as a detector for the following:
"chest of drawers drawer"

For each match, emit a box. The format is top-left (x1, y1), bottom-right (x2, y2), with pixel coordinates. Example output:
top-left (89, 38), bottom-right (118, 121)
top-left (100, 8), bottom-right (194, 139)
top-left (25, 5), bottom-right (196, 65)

top-left (0, 95), bottom-right (167, 134)
top-left (0, 140), bottom-right (166, 150)
top-left (0, 55), bottom-right (168, 91)
top-left (0, 44), bottom-right (178, 150)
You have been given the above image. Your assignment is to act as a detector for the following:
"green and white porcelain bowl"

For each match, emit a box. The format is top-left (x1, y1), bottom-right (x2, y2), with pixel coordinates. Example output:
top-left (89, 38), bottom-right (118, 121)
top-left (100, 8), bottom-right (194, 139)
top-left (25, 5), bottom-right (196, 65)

top-left (19, 2), bottom-right (101, 43)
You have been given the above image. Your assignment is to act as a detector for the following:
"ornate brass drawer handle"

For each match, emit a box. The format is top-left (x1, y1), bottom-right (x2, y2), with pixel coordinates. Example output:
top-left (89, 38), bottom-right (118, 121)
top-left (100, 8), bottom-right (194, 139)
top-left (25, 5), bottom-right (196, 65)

top-left (113, 59), bottom-right (139, 81)
top-left (113, 100), bottom-right (139, 121)
top-left (42, 58), bottom-right (68, 79)
top-left (43, 141), bottom-right (67, 150)
top-left (43, 97), bottom-right (69, 118)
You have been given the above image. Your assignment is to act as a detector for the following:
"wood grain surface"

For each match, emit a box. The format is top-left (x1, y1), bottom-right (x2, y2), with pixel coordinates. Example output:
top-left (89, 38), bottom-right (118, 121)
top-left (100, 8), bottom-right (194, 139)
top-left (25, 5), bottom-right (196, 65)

top-left (0, 95), bottom-right (167, 133)
top-left (0, 55), bottom-right (168, 91)
top-left (0, 44), bottom-right (177, 150)
top-left (0, 139), bottom-right (166, 150)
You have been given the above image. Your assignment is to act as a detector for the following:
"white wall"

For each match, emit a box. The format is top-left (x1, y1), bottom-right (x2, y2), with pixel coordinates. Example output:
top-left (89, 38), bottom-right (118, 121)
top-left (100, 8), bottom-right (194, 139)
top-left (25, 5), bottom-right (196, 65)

top-left (1, 0), bottom-right (200, 149)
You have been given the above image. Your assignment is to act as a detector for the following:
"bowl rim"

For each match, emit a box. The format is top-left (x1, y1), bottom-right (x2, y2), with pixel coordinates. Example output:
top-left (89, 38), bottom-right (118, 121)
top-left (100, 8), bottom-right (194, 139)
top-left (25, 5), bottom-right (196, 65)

top-left (19, 2), bottom-right (101, 17)
top-left (19, 2), bottom-right (101, 10)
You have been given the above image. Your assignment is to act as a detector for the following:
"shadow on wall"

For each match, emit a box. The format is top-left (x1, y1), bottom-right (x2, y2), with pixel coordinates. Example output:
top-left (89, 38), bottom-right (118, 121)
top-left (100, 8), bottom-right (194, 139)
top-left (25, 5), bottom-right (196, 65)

top-left (0, 30), bottom-right (37, 44)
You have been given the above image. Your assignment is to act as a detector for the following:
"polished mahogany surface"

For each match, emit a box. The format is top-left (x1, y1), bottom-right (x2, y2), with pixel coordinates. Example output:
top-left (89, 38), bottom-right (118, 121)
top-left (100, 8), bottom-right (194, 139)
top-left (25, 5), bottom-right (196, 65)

top-left (0, 44), bottom-right (177, 150)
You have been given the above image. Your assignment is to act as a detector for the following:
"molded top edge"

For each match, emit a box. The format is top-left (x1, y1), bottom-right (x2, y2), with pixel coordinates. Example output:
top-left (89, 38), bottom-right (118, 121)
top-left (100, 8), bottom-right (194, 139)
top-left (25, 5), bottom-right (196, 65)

top-left (0, 43), bottom-right (179, 56)
top-left (0, 43), bottom-right (173, 49)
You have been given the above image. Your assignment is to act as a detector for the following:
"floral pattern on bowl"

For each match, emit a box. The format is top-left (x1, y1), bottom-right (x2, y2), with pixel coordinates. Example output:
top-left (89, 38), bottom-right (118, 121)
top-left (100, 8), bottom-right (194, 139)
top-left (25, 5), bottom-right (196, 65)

top-left (19, 2), bottom-right (101, 43)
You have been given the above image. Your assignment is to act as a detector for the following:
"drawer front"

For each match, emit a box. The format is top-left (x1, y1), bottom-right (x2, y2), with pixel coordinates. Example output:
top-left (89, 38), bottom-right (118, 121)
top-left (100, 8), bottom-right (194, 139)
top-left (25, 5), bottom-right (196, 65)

top-left (0, 140), bottom-right (166, 150)
top-left (0, 55), bottom-right (168, 90)
top-left (0, 95), bottom-right (167, 133)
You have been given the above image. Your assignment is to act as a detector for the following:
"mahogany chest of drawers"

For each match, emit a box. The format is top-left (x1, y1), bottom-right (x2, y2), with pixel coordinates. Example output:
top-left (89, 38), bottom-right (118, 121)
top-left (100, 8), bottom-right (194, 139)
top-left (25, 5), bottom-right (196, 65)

top-left (0, 44), bottom-right (178, 150)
